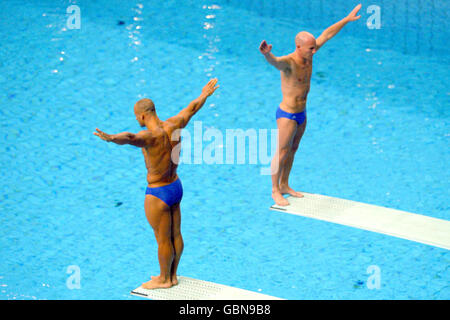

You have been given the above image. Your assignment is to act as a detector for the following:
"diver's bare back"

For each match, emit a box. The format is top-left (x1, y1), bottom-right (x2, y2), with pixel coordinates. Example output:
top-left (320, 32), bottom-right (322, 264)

top-left (279, 54), bottom-right (312, 113)
top-left (142, 121), bottom-right (180, 187)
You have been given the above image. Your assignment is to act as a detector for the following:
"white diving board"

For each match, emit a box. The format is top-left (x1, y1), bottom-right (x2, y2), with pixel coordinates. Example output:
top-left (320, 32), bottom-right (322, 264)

top-left (270, 193), bottom-right (450, 250)
top-left (131, 276), bottom-right (282, 300)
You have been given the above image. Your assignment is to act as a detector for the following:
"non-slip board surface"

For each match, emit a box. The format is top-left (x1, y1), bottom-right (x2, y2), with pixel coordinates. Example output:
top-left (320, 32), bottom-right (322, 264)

top-left (270, 193), bottom-right (450, 250)
top-left (131, 276), bottom-right (282, 300)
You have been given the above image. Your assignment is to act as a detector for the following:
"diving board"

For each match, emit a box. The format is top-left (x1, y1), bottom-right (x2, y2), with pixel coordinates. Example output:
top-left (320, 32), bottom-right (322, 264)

top-left (131, 276), bottom-right (282, 300)
top-left (270, 193), bottom-right (450, 250)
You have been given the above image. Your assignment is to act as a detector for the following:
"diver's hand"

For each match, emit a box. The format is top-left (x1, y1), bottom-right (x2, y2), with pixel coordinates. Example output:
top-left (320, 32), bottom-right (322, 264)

top-left (346, 4), bottom-right (362, 22)
top-left (259, 40), bottom-right (272, 54)
top-left (94, 128), bottom-right (113, 142)
top-left (202, 78), bottom-right (219, 97)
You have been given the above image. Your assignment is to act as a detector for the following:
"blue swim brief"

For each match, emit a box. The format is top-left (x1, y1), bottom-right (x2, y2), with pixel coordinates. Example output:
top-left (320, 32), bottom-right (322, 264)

top-left (145, 178), bottom-right (183, 207)
top-left (276, 106), bottom-right (306, 125)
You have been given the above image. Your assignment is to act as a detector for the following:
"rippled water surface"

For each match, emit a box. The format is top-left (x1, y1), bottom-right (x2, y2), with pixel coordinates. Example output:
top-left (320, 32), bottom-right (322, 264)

top-left (0, 0), bottom-right (448, 299)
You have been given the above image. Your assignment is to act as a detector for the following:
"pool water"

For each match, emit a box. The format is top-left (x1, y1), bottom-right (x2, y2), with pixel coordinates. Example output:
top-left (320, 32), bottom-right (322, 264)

top-left (0, 0), bottom-right (448, 299)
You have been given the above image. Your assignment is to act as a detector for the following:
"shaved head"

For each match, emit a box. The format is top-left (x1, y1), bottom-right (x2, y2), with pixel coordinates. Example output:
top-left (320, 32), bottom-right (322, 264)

top-left (295, 31), bottom-right (315, 47)
top-left (294, 31), bottom-right (317, 60)
top-left (134, 98), bottom-right (156, 127)
top-left (134, 98), bottom-right (155, 115)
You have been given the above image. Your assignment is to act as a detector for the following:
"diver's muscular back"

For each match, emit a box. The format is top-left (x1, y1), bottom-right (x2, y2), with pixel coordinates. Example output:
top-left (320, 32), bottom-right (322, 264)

top-left (142, 121), bottom-right (181, 187)
top-left (280, 54), bottom-right (312, 113)
top-left (142, 78), bottom-right (219, 187)
top-left (94, 79), bottom-right (219, 188)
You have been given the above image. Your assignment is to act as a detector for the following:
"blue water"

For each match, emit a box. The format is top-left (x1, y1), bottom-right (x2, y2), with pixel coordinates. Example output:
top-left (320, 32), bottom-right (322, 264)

top-left (0, 0), bottom-right (449, 299)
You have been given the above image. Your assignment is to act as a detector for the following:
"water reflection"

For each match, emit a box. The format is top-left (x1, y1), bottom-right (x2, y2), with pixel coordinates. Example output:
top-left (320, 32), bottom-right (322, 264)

top-left (200, 4), bottom-right (221, 79)
top-left (129, 3), bottom-right (146, 98)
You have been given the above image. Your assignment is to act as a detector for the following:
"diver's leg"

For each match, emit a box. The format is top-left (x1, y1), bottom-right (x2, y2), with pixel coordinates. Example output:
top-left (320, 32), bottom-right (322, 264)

top-left (271, 117), bottom-right (298, 206)
top-left (169, 202), bottom-right (183, 285)
top-left (280, 118), bottom-right (306, 197)
top-left (142, 194), bottom-right (173, 289)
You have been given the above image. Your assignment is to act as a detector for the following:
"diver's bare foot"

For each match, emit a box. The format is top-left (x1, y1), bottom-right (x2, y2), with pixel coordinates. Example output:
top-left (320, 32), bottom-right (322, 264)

top-left (272, 190), bottom-right (289, 206)
top-left (150, 274), bottom-right (178, 285)
top-left (142, 275), bottom-right (172, 289)
top-left (151, 274), bottom-right (178, 285)
top-left (280, 185), bottom-right (304, 198)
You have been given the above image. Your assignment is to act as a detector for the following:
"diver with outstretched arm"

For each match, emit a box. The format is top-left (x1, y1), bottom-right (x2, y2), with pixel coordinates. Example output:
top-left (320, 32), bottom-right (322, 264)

top-left (94, 79), bottom-right (219, 289)
top-left (259, 4), bottom-right (361, 206)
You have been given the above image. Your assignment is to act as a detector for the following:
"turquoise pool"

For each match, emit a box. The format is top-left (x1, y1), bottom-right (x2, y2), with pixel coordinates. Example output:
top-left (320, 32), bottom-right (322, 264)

top-left (0, 0), bottom-right (448, 299)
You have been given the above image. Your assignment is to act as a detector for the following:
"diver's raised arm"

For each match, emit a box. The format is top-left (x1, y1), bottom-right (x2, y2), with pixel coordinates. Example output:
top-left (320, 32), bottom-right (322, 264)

top-left (259, 40), bottom-right (290, 71)
top-left (166, 78), bottom-right (219, 129)
top-left (316, 4), bottom-right (362, 51)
